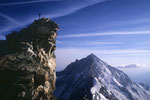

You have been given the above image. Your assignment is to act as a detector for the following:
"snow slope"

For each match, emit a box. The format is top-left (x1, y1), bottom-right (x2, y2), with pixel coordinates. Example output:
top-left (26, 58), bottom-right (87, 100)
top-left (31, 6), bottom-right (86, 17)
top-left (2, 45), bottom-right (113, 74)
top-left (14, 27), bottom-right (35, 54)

top-left (54, 54), bottom-right (150, 100)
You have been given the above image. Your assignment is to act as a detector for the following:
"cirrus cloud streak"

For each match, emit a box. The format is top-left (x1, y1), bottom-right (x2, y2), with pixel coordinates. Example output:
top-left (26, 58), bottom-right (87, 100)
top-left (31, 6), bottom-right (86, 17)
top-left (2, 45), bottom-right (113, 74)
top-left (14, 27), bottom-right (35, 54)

top-left (58, 31), bottom-right (150, 38)
top-left (0, 0), bottom-right (60, 6)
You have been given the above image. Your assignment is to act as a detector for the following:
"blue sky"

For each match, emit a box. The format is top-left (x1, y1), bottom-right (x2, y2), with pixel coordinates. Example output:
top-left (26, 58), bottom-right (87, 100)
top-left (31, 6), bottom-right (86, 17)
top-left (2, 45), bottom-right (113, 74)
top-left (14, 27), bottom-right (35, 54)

top-left (0, 0), bottom-right (150, 71)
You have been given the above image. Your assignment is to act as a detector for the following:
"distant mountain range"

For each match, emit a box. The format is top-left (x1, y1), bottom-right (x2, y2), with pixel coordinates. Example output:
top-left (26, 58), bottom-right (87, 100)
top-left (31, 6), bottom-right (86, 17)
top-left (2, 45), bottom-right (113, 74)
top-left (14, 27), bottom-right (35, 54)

top-left (54, 54), bottom-right (150, 100)
top-left (117, 64), bottom-right (141, 68)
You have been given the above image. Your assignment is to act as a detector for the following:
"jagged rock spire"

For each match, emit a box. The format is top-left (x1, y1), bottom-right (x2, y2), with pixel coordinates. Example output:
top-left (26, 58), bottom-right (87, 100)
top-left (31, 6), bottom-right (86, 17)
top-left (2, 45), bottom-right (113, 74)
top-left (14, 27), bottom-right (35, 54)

top-left (0, 18), bottom-right (59, 100)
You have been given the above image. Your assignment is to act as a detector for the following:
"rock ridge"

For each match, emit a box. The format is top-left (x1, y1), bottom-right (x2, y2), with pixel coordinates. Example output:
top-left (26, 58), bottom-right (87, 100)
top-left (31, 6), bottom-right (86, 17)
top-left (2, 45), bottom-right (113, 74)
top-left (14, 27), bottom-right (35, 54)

top-left (0, 17), bottom-right (59, 100)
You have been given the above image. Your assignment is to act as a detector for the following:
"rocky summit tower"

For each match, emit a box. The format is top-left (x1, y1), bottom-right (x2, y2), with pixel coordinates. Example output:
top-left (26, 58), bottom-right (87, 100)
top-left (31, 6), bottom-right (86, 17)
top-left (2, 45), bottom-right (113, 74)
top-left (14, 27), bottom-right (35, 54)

top-left (0, 18), bottom-right (59, 100)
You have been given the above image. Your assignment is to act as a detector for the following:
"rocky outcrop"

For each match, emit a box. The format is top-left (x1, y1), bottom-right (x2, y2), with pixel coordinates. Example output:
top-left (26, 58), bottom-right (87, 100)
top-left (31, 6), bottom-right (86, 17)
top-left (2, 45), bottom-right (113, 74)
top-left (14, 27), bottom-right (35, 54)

top-left (0, 18), bottom-right (59, 100)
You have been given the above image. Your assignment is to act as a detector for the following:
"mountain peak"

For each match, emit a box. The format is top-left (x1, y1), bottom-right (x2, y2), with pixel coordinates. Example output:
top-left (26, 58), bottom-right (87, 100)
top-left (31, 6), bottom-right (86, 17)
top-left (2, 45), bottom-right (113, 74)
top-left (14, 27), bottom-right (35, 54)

top-left (87, 53), bottom-right (97, 58)
top-left (86, 53), bottom-right (102, 63)
top-left (59, 53), bottom-right (105, 76)
top-left (55, 54), bottom-right (150, 100)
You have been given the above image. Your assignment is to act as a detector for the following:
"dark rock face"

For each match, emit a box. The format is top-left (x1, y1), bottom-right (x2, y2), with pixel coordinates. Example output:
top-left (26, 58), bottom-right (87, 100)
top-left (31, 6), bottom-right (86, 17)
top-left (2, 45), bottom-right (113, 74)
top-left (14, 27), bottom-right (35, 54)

top-left (0, 18), bottom-right (59, 100)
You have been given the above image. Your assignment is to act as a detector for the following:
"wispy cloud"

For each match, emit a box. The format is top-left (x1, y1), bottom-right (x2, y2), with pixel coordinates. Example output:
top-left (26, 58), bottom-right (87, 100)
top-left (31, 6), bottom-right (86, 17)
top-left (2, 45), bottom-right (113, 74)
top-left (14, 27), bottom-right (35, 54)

top-left (0, 12), bottom-right (20, 24)
top-left (0, 12), bottom-right (21, 25)
top-left (0, 0), bottom-right (106, 34)
top-left (58, 31), bottom-right (150, 38)
top-left (0, 0), bottom-right (59, 6)
top-left (0, 12), bottom-right (23, 34)
top-left (56, 48), bottom-right (150, 55)
top-left (126, 53), bottom-right (150, 56)
top-left (44, 0), bottom-right (106, 18)
top-left (56, 41), bottom-right (124, 46)
top-left (56, 40), bottom-right (65, 44)
top-left (84, 42), bottom-right (124, 45)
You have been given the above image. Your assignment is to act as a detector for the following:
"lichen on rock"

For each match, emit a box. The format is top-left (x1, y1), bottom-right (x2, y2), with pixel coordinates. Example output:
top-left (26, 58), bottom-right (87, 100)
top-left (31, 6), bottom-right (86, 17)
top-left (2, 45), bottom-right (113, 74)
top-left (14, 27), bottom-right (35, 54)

top-left (0, 18), bottom-right (59, 100)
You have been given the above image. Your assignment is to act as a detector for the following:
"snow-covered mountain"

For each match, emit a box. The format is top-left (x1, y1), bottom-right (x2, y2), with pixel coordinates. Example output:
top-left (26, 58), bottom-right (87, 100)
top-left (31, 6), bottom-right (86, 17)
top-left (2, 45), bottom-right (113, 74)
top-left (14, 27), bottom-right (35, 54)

top-left (54, 54), bottom-right (150, 100)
